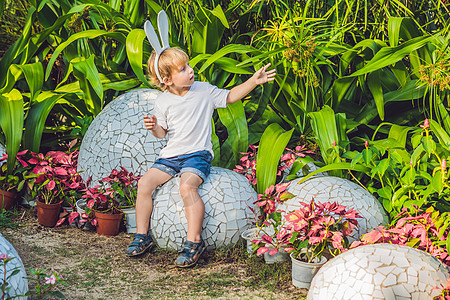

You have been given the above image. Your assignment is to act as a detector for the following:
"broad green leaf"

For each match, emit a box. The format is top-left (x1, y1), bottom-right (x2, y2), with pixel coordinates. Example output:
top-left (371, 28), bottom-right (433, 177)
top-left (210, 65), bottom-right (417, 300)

top-left (23, 92), bottom-right (66, 152)
top-left (256, 123), bottom-right (293, 194)
top-left (45, 30), bottom-right (125, 80)
top-left (198, 44), bottom-right (257, 74)
top-left (350, 34), bottom-right (436, 77)
top-left (299, 162), bottom-right (370, 184)
top-left (16, 62), bottom-right (44, 103)
top-left (367, 70), bottom-right (384, 120)
top-left (431, 172), bottom-right (443, 194)
top-left (0, 89), bottom-right (24, 174)
top-left (126, 28), bottom-right (152, 89)
top-left (217, 101), bottom-right (248, 169)
top-left (71, 56), bottom-right (103, 116)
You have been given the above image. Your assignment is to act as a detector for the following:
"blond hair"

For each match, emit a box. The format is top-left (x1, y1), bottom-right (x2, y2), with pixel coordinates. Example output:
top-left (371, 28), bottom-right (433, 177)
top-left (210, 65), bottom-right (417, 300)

top-left (147, 47), bottom-right (189, 91)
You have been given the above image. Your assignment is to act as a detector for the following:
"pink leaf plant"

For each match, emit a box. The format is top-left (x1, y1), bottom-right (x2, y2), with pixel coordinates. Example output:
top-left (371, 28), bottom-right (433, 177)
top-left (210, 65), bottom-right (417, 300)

top-left (234, 144), bottom-right (315, 187)
top-left (99, 167), bottom-right (140, 207)
top-left (27, 141), bottom-right (85, 206)
top-left (283, 198), bottom-right (361, 263)
top-left (350, 206), bottom-right (450, 266)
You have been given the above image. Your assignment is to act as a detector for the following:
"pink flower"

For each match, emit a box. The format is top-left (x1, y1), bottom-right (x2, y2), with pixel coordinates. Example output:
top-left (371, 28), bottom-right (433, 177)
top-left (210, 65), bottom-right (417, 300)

top-left (420, 119), bottom-right (430, 129)
top-left (45, 274), bottom-right (56, 285)
top-left (442, 159), bottom-right (447, 171)
top-left (364, 140), bottom-right (369, 148)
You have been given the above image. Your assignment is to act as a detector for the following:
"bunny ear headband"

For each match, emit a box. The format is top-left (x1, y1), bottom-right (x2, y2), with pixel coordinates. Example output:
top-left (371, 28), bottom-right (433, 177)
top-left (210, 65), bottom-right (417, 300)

top-left (144, 10), bottom-right (170, 84)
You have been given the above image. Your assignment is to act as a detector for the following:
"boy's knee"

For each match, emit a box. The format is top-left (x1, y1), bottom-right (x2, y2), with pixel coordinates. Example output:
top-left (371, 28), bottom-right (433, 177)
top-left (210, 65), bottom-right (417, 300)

top-left (179, 183), bottom-right (198, 198)
top-left (138, 177), bottom-right (157, 193)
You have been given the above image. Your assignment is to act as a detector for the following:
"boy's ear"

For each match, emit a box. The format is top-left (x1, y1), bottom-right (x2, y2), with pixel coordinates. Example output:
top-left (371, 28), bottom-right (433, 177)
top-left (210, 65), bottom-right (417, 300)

top-left (163, 76), bottom-right (172, 86)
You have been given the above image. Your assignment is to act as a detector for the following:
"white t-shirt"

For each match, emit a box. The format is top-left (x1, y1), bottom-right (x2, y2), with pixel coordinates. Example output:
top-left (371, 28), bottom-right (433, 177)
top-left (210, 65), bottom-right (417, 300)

top-left (153, 81), bottom-right (229, 158)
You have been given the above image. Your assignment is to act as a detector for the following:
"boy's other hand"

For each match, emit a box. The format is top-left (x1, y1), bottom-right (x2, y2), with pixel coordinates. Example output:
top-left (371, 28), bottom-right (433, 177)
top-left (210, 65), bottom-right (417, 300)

top-left (143, 115), bottom-right (157, 130)
top-left (252, 63), bottom-right (276, 85)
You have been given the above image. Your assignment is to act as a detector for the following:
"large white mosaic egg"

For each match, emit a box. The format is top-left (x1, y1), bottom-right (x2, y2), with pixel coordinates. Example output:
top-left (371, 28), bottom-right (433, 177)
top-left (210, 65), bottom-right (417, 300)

top-left (0, 143), bottom-right (6, 158)
top-left (78, 89), bottom-right (165, 183)
top-left (151, 167), bottom-right (256, 250)
top-left (308, 243), bottom-right (450, 299)
top-left (0, 233), bottom-right (28, 299)
top-left (278, 176), bottom-right (388, 240)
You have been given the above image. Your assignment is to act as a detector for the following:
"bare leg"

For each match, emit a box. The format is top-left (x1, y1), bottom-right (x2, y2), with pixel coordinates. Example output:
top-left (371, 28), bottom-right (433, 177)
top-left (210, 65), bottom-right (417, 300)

top-left (179, 172), bottom-right (204, 243)
top-left (135, 168), bottom-right (172, 235)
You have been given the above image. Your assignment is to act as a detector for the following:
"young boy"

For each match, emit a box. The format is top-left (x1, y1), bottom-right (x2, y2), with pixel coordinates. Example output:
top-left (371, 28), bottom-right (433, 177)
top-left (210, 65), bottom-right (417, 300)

top-left (125, 46), bottom-right (275, 267)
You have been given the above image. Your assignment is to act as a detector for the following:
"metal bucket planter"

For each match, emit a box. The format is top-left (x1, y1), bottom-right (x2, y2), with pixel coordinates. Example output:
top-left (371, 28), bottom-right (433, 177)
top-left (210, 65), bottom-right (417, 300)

top-left (290, 252), bottom-right (327, 289)
top-left (121, 207), bottom-right (136, 233)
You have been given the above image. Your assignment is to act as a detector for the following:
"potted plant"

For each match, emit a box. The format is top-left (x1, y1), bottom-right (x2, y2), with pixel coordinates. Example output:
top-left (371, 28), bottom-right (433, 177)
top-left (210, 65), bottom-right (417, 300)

top-left (27, 143), bottom-right (85, 227)
top-left (99, 167), bottom-right (140, 233)
top-left (81, 184), bottom-right (124, 236)
top-left (0, 150), bottom-right (32, 210)
top-left (282, 198), bottom-right (361, 288)
top-left (249, 182), bottom-right (294, 263)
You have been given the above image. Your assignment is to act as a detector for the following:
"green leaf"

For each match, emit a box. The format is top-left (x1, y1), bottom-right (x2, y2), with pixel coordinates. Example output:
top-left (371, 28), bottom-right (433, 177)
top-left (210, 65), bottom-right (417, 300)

top-left (299, 162), bottom-right (370, 184)
top-left (23, 92), bottom-right (66, 152)
top-left (0, 89), bottom-right (24, 174)
top-left (198, 44), bottom-right (257, 74)
top-left (367, 70), bottom-right (384, 120)
top-left (126, 28), bottom-right (152, 89)
top-left (71, 56), bottom-right (103, 116)
top-left (217, 101), bottom-right (248, 169)
top-left (256, 123), bottom-right (293, 194)
top-left (45, 29), bottom-right (125, 80)
top-left (431, 172), bottom-right (443, 194)
top-left (349, 34), bottom-right (436, 77)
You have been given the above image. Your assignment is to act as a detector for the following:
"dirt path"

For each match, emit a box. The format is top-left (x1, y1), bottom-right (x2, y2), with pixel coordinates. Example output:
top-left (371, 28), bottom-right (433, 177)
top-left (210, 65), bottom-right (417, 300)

top-left (3, 207), bottom-right (307, 299)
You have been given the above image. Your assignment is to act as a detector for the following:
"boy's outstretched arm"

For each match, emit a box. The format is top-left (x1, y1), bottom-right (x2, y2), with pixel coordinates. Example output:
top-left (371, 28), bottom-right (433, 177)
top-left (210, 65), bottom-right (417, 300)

top-left (226, 63), bottom-right (276, 104)
top-left (143, 115), bottom-right (167, 138)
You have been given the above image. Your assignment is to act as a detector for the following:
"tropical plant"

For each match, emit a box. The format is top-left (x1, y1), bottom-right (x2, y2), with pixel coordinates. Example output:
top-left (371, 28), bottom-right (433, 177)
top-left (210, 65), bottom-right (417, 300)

top-left (81, 184), bottom-right (122, 226)
top-left (0, 254), bottom-right (21, 299)
top-left (27, 140), bottom-right (85, 205)
top-left (300, 118), bottom-right (450, 218)
top-left (99, 167), bottom-right (140, 208)
top-left (283, 198), bottom-right (361, 263)
top-left (351, 206), bottom-right (450, 266)
top-left (24, 266), bottom-right (67, 299)
top-left (0, 150), bottom-right (33, 193)
top-left (250, 182), bottom-right (294, 256)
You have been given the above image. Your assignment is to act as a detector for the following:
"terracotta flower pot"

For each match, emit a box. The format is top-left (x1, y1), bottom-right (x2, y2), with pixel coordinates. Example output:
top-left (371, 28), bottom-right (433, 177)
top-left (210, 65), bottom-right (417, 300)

top-left (0, 189), bottom-right (17, 211)
top-left (95, 211), bottom-right (123, 236)
top-left (36, 200), bottom-right (62, 227)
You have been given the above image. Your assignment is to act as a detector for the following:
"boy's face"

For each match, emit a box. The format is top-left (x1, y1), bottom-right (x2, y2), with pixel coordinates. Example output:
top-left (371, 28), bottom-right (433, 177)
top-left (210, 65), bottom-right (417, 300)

top-left (167, 62), bottom-right (194, 88)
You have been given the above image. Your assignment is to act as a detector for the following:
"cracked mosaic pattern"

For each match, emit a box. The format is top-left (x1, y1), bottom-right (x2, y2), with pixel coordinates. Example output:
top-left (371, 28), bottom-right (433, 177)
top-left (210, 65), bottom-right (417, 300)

top-left (151, 167), bottom-right (256, 250)
top-left (278, 176), bottom-right (388, 240)
top-left (78, 89), bottom-right (166, 183)
top-left (0, 233), bottom-right (28, 299)
top-left (0, 143), bottom-right (5, 158)
top-left (308, 244), bottom-right (450, 299)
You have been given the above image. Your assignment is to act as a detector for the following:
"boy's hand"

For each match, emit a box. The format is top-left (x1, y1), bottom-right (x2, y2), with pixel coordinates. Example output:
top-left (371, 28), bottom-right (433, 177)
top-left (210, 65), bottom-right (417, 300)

top-left (143, 115), bottom-right (157, 130)
top-left (252, 63), bottom-right (276, 85)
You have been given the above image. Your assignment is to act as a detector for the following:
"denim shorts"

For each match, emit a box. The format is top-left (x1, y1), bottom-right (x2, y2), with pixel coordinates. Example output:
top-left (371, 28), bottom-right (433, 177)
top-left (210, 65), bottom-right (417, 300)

top-left (151, 150), bottom-right (213, 182)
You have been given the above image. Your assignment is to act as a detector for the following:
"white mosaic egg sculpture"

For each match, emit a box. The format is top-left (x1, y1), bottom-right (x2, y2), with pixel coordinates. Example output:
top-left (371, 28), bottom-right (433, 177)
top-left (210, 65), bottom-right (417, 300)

top-left (278, 176), bottom-right (388, 240)
top-left (78, 89), bottom-right (165, 183)
top-left (0, 233), bottom-right (28, 299)
top-left (151, 167), bottom-right (256, 250)
top-left (308, 243), bottom-right (450, 299)
top-left (0, 143), bottom-right (6, 158)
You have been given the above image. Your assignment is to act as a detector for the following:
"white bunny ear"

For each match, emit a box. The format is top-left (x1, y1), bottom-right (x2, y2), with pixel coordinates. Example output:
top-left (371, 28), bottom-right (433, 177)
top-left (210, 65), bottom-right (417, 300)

top-left (144, 20), bottom-right (163, 54)
top-left (157, 10), bottom-right (170, 51)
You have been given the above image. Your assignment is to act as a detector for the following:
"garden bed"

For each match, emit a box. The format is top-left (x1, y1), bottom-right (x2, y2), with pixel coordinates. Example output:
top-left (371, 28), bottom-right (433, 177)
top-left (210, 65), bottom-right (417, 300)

top-left (3, 206), bottom-right (306, 299)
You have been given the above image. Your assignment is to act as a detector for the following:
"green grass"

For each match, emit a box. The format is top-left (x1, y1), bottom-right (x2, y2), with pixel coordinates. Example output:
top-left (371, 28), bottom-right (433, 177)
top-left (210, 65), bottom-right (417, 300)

top-left (0, 208), bottom-right (18, 229)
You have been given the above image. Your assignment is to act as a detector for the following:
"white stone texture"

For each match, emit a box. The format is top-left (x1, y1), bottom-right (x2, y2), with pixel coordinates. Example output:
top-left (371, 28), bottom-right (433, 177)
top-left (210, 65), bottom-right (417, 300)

top-left (151, 167), bottom-right (256, 250)
top-left (307, 244), bottom-right (450, 300)
top-left (284, 161), bottom-right (327, 180)
top-left (0, 233), bottom-right (28, 299)
top-left (77, 89), bottom-right (165, 183)
top-left (0, 143), bottom-right (6, 158)
top-left (278, 176), bottom-right (388, 240)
